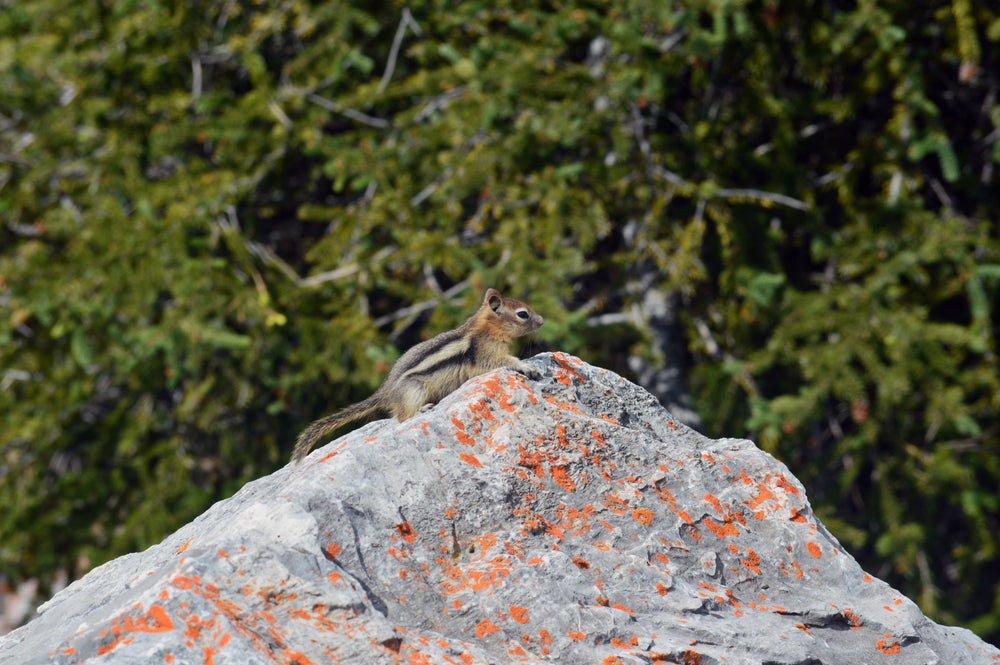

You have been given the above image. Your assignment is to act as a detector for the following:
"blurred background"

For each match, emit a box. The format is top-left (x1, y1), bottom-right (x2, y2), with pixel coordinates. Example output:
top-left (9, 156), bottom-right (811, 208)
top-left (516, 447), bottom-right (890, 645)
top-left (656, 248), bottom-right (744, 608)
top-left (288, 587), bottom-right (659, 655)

top-left (1, 0), bottom-right (998, 646)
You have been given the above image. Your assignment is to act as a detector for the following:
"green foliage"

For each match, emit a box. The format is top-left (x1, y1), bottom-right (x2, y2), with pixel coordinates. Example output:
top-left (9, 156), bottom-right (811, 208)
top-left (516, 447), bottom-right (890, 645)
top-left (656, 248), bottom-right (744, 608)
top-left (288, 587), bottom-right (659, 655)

top-left (2, 0), bottom-right (998, 646)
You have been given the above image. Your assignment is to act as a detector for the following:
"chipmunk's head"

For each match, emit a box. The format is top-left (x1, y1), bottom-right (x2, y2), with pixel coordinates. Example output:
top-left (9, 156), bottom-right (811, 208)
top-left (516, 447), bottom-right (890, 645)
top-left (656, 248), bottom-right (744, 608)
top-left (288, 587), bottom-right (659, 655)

top-left (483, 288), bottom-right (543, 339)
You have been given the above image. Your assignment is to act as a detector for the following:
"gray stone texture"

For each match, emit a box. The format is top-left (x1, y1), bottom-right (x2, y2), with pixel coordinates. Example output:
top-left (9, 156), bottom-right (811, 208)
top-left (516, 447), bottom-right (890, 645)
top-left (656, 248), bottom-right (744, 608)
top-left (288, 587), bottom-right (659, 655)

top-left (3, 353), bottom-right (997, 664)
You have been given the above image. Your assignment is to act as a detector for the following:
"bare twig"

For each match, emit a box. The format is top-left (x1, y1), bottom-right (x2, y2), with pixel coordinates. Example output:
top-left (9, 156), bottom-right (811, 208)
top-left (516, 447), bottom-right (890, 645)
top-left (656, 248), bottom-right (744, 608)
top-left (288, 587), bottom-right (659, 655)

top-left (815, 161), bottom-right (854, 187)
top-left (214, 0), bottom-right (235, 39)
top-left (410, 168), bottom-right (452, 206)
top-left (58, 83), bottom-right (78, 106)
top-left (658, 29), bottom-right (686, 53)
top-left (0, 153), bottom-right (28, 167)
top-left (692, 315), bottom-right (761, 397)
top-left (374, 280), bottom-right (470, 332)
top-left (928, 177), bottom-right (954, 212)
top-left (210, 206), bottom-right (398, 290)
top-left (651, 167), bottom-right (808, 211)
top-left (887, 170), bottom-right (902, 206)
top-left (915, 550), bottom-right (937, 607)
top-left (754, 122), bottom-right (825, 156)
top-left (693, 316), bottom-right (720, 358)
top-left (191, 55), bottom-right (202, 100)
top-left (693, 197), bottom-right (706, 227)
top-left (8, 222), bottom-right (44, 238)
top-left (299, 265), bottom-right (361, 288)
top-left (586, 311), bottom-right (636, 327)
top-left (715, 187), bottom-right (810, 211)
top-left (307, 93), bottom-right (390, 129)
top-left (360, 180), bottom-right (378, 206)
top-left (299, 246), bottom-right (397, 288)
top-left (267, 100), bottom-right (293, 130)
top-left (653, 165), bottom-right (688, 188)
top-left (414, 88), bottom-right (465, 123)
top-left (243, 238), bottom-right (303, 285)
top-left (1, 369), bottom-right (33, 391)
top-left (377, 7), bottom-right (423, 94)
top-left (630, 103), bottom-right (653, 181)
top-left (423, 264), bottom-right (444, 295)
top-left (981, 89), bottom-right (996, 184)
top-left (214, 207), bottom-right (270, 298)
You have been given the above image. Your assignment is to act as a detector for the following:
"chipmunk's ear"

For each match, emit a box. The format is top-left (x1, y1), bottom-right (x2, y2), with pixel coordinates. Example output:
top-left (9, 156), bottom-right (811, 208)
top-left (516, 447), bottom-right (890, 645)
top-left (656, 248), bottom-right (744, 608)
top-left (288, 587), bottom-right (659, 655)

top-left (484, 288), bottom-right (503, 313)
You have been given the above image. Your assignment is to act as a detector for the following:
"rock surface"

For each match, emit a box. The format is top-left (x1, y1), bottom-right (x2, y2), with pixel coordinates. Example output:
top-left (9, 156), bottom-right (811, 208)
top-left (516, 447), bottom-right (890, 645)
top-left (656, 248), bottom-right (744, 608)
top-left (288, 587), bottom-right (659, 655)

top-left (2, 353), bottom-right (998, 665)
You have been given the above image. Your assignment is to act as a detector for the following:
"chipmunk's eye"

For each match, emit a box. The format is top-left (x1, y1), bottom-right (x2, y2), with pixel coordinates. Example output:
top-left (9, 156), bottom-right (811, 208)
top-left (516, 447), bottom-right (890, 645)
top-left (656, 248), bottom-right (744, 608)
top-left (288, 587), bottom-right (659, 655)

top-left (517, 311), bottom-right (529, 319)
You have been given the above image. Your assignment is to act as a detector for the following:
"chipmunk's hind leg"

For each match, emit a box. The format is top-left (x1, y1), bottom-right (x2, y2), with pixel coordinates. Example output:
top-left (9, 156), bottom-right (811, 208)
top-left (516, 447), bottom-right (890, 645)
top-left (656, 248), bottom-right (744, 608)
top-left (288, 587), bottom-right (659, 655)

top-left (390, 379), bottom-right (433, 421)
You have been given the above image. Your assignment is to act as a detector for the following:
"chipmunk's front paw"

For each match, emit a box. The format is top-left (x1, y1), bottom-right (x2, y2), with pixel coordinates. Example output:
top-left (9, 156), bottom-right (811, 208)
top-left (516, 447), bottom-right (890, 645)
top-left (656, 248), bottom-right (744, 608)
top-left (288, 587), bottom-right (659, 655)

top-left (519, 365), bottom-right (542, 381)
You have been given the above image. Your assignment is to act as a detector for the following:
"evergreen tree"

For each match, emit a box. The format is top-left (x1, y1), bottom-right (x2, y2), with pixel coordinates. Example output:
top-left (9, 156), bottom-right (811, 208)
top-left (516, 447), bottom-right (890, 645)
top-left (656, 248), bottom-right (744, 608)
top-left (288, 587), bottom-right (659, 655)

top-left (2, 0), bottom-right (998, 643)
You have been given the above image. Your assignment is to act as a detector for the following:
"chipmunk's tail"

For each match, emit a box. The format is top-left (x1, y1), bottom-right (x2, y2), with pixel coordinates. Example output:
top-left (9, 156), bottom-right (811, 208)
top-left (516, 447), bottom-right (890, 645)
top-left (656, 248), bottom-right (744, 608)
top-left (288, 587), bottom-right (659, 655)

top-left (291, 395), bottom-right (384, 463)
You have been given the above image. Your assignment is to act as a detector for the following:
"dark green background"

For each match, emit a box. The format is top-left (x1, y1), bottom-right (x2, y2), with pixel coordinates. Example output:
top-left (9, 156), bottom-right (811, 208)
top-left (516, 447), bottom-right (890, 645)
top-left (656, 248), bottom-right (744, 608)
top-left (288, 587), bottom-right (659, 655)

top-left (2, 0), bottom-right (998, 645)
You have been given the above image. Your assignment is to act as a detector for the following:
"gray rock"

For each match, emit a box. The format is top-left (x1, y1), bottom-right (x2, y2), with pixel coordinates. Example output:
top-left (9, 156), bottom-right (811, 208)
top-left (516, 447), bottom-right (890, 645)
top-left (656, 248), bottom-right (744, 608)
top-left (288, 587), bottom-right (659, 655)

top-left (2, 353), bottom-right (997, 664)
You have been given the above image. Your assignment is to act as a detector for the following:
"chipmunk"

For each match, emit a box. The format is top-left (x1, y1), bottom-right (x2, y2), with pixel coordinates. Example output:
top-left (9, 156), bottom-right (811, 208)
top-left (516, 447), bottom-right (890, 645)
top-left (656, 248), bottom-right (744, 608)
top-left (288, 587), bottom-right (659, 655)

top-left (291, 288), bottom-right (543, 462)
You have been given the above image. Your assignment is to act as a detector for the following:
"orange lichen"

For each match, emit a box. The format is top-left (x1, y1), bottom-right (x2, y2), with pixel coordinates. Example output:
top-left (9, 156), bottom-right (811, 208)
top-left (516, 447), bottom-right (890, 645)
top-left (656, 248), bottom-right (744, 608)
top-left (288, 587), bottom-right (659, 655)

top-left (654, 487), bottom-right (676, 511)
top-left (610, 601), bottom-right (635, 616)
top-left (96, 604), bottom-right (176, 656)
top-left (455, 430), bottom-right (476, 447)
top-left (459, 452), bottom-right (483, 468)
top-left (467, 399), bottom-right (497, 423)
top-left (144, 606), bottom-right (175, 632)
top-left (475, 619), bottom-right (501, 638)
top-left (741, 549), bottom-right (761, 575)
top-left (283, 650), bottom-right (316, 665)
top-left (603, 494), bottom-right (628, 515)
top-left (774, 474), bottom-right (799, 497)
top-left (550, 466), bottom-right (577, 491)
top-left (703, 517), bottom-right (739, 538)
top-left (516, 445), bottom-right (547, 479)
top-left (551, 353), bottom-right (585, 384)
top-left (632, 508), bottom-right (654, 526)
top-left (396, 521), bottom-right (418, 545)
top-left (745, 481), bottom-right (777, 514)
